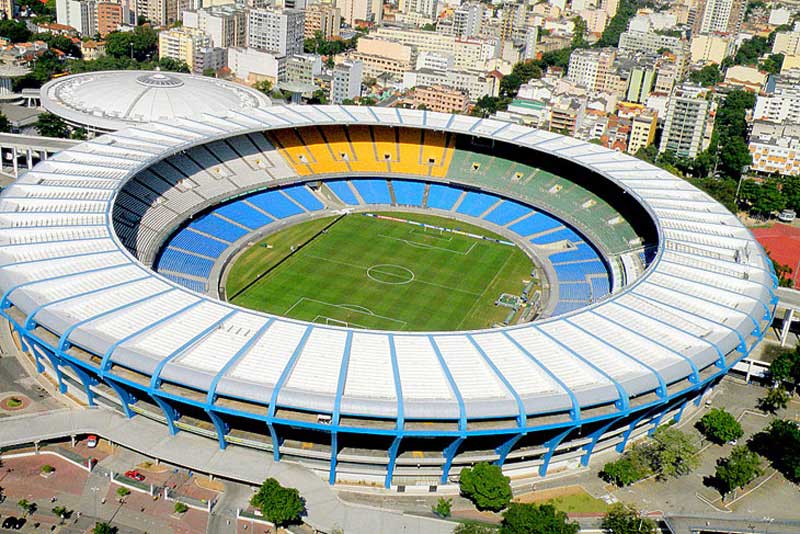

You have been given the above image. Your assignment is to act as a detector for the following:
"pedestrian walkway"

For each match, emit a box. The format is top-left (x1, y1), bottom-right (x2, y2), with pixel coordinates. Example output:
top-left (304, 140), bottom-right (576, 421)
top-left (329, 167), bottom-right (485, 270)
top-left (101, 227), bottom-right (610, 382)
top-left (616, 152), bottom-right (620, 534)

top-left (0, 409), bottom-right (454, 534)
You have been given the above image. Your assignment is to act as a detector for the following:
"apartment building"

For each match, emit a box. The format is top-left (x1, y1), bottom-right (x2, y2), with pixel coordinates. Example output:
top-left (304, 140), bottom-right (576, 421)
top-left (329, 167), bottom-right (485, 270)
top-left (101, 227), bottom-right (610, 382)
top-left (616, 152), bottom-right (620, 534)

top-left (183, 5), bottom-right (247, 49)
top-left (304, 3), bottom-right (340, 40)
top-left (413, 85), bottom-right (468, 113)
top-left (331, 59), bottom-right (363, 104)
top-left (567, 47), bottom-right (616, 92)
top-left (659, 83), bottom-right (711, 159)
top-left (248, 8), bottom-right (304, 56)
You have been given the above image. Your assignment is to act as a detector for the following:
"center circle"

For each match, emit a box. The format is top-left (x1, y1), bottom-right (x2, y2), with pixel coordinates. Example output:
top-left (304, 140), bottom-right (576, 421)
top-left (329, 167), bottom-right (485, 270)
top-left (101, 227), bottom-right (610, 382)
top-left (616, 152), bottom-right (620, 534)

top-left (366, 264), bottom-right (415, 285)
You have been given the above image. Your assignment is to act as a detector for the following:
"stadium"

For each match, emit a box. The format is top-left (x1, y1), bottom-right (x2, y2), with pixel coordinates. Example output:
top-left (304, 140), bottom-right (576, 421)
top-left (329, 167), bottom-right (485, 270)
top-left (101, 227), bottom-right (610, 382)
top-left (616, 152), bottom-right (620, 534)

top-left (0, 105), bottom-right (776, 489)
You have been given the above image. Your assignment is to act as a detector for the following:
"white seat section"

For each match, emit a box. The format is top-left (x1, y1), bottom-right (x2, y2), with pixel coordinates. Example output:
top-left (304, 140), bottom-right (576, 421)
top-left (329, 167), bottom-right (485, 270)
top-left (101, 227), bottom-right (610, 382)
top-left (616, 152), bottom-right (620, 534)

top-left (247, 134), bottom-right (297, 180)
top-left (393, 335), bottom-right (453, 400)
top-left (228, 320), bottom-right (308, 385)
top-left (42, 278), bottom-right (167, 329)
top-left (123, 300), bottom-right (231, 361)
top-left (662, 250), bottom-right (748, 279)
top-left (3, 252), bottom-right (130, 286)
top-left (431, 335), bottom-right (508, 400)
top-left (186, 145), bottom-right (234, 179)
top-left (0, 239), bottom-right (117, 267)
top-left (175, 313), bottom-right (268, 373)
top-left (283, 327), bottom-right (348, 395)
top-left (82, 290), bottom-right (199, 342)
top-left (603, 302), bottom-right (707, 354)
top-left (662, 219), bottom-right (751, 240)
top-left (569, 312), bottom-right (681, 370)
top-left (539, 320), bottom-right (649, 381)
top-left (470, 332), bottom-right (561, 396)
top-left (506, 327), bottom-right (608, 390)
top-left (25, 264), bottom-right (144, 305)
top-left (635, 282), bottom-right (742, 328)
top-left (664, 229), bottom-right (743, 256)
top-left (343, 332), bottom-right (396, 400)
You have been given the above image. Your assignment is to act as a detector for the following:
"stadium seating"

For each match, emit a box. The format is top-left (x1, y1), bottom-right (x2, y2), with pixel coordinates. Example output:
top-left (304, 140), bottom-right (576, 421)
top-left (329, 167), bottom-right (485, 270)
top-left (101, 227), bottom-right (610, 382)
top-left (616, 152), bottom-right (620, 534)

top-left (455, 191), bottom-right (498, 217)
top-left (156, 249), bottom-right (214, 278)
top-left (483, 200), bottom-right (533, 226)
top-left (247, 190), bottom-right (305, 219)
top-left (283, 185), bottom-right (325, 211)
top-left (352, 179), bottom-right (392, 204)
top-left (188, 213), bottom-right (248, 243)
top-left (326, 180), bottom-right (360, 205)
top-left (392, 180), bottom-right (425, 206)
top-left (426, 184), bottom-right (462, 210)
top-left (169, 229), bottom-right (228, 257)
top-left (213, 200), bottom-right (273, 230)
top-left (508, 213), bottom-right (563, 238)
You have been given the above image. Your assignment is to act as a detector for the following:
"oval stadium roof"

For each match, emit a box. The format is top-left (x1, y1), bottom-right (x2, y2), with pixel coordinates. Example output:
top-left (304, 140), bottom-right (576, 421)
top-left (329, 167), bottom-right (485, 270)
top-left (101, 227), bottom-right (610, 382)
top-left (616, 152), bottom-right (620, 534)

top-left (40, 70), bottom-right (271, 131)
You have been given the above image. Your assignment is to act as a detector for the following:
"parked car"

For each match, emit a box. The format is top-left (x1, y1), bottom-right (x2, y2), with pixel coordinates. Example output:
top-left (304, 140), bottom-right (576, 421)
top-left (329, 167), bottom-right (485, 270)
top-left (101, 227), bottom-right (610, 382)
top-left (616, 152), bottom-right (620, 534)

top-left (86, 435), bottom-right (98, 448)
top-left (2, 517), bottom-right (17, 529)
top-left (778, 209), bottom-right (796, 222)
top-left (124, 470), bottom-right (145, 481)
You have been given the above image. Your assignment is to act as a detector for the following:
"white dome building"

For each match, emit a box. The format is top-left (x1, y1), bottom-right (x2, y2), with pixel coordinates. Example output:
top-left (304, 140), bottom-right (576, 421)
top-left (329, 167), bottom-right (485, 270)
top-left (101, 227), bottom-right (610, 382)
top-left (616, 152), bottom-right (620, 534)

top-left (40, 70), bottom-right (270, 133)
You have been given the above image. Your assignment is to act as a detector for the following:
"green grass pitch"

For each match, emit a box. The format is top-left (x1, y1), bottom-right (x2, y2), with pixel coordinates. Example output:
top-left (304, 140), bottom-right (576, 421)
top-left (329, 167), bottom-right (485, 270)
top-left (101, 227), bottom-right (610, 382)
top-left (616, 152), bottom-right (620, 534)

top-left (226, 212), bottom-right (534, 331)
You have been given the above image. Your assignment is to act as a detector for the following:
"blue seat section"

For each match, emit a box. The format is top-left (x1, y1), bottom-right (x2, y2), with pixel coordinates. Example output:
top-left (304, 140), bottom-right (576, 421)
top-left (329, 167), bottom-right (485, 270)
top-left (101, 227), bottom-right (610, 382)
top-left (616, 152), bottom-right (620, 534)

top-left (591, 277), bottom-right (610, 299)
top-left (580, 260), bottom-right (607, 276)
top-left (163, 273), bottom-right (207, 293)
top-left (456, 191), bottom-right (498, 217)
top-left (426, 184), bottom-right (462, 210)
top-left (169, 229), bottom-right (228, 257)
top-left (559, 282), bottom-right (591, 301)
top-left (326, 180), bottom-right (360, 205)
top-left (531, 227), bottom-right (580, 245)
top-left (248, 190), bottom-right (305, 219)
top-left (483, 200), bottom-right (532, 226)
top-left (352, 179), bottom-right (392, 204)
top-left (284, 185), bottom-right (324, 211)
top-left (188, 213), bottom-right (248, 242)
top-left (552, 301), bottom-right (584, 316)
top-left (157, 249), bottom-right (214, 278)
top-left (509, 213), bottom-right (561, 237)
top-left (214, 200), bottom-right (273, 230)
top-left (550, 243), bottom-right (599, 264)
top-left (553, 263), bottom-right (593, 282)
top-left (393, 180), bottom-right (425, 206)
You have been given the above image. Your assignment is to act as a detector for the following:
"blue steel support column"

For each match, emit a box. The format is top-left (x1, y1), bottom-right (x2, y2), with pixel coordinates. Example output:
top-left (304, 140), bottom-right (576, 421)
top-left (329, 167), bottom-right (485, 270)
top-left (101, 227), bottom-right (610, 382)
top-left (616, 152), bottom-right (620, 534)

top-left (616, 404), bottom-right (664, 453)
top-left (329, 332), bottom-right (353, 485)
top-left (539, 427), bottom-right (573, 477)
top-left (580, 417), bottom-right (619, 467)
top-left (60, 359), bottom-right (98, 406)
top-left (16, 330), bottom-right (44, 373)
top-left (441, 437), bottom-right (465, 484)
top-left (206, 410), bottom-right (230, 449)
top-left (105, 377), bottom-right (136, 418)
top-left (429, 336), bottom-right (467, 484)
top-left (672, 397), bottom-right (691, 424)
top-left (151, 394), bottom-right (180, 435)
top-left (385, 334), bottom-right (404, 489)
top-left (38, 345), bottom-right (67, 394)
top-left (495, 434), bottom-right (525, 467)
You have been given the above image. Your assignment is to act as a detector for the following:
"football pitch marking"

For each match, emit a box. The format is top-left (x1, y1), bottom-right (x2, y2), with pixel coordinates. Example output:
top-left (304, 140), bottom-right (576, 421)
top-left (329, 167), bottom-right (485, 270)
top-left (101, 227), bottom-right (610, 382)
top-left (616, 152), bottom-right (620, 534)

top-left (366, 264), bottom-right (415, 285)
top-left (377, 233), bottom-right (476, 255)
top-left (285, 297), bottom-right (408, 328)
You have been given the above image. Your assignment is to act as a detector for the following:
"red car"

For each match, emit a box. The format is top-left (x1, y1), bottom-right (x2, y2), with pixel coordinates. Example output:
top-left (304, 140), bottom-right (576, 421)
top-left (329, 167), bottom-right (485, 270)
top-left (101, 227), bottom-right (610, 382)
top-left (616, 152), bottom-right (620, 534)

top-left (86, 435), bottom-right (98, 448)
top-left (124, 470), bottom-right (145, 482)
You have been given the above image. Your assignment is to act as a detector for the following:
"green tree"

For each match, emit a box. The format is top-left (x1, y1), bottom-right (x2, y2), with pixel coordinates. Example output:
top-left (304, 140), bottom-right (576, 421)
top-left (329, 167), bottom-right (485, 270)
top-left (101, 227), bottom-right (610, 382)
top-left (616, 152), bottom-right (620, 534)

top-left (734, 36), bottom-right (770, 66)
top-left (0, 111), bottom-right (11, 133)
top-left (433, 496), bottom-right (452, 518)
top-left (571, 16), bottom-right (588, 48)
top-left (688, 64), bottom-right (722, 87)
top-left (595, 0), bottom-right (638, 47)
top-left (421, 22), bottom-right (436, 31)
top-left (17, 498), bottom-right (35, 517)
top-left (760, 53), bottom-right (784, 74)
top-left (648, 426), bottom-right (700, 479)
top-left (713, 445), bottom-right (762, 499)
top-left (250, 478), bottom-right (304, 527)
top-left (92, 522), bottom-right (114, 534)
top-left (600, 450), bottom-right (651, 487)
top-left (174, 502), bottom-right (189, 513)
top-left (741, 179), bottom-right (786, 217)
top-left (254, 79), bottom-right (273, 95)
top-left (601, 503), bottom-right (657, 534)
top-left (459, 462), bottom-right (512, 512)
top-left (116, 487), bottom-right (130, 498)
top-left (0, 20), bottom-right (32, 43)
top-left (758, 386), bottom-right (790, 413)
top-left (202, 67), bottom-right (216, 77)
top-left (105, 26), bottom-right (158, 61)
top-left (52, 505), bottom-right (72, 523)
top-left (749, 419), bottom-right (800, 482)
top-left (767, 346), bottom-right (800, 386)
top-left (70, 127), bottom-right (88, 140)
top-left (35, 112), bottom-right (69, 138)
top-left (501, 503), bottom-right (579, 534)
top-left (697, 408), bottom-right (744, 444)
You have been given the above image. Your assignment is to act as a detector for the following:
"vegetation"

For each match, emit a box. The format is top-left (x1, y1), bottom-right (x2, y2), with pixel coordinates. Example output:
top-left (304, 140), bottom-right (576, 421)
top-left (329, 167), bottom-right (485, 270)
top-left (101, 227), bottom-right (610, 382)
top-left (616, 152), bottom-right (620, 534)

top-left (304, 30), bottom-right (360, 56)
top-left (596, 0), bottom-right (639, 47)
top-left (116, 487), bottom-right (130, 498)
top-left (0, 19), bottom-right (32, 43)
top-left (35, 113), bottom-right (70, 138)
top-left (52, 505), bottom-right (72, 523)
top-left (17, 498), bottom-right (36, 517)
top-left (688, 64), bottom-right (722, 87)
top-left (105, 26), bottom-right (159, 61)
top-left (697, 408), bottom-right (743, 444)
top-left (499, 61), bottom-right (543, 98)
top-left (40, 464), bottom-right (55, 474)
top-left (174, 502), bottom-right (189, 513)
top-left (601, 450), bottom-right (652, 487)
top-left (758, 386), bottom-right (790, 413)
top-left (92, 522), bottom-right (115, 534)
top-left (5, 396), bottom-right (22, 407)
top-left (712, 445), bottom-right (763, 499)
top-left (733, 36), bottom-right (770, 67)
top-left (768, 346), bottom-right (800, 388)
top-left (750, 419), bottom-right (800, 482)
top-left (250, 478), bottom-right (304, 527)
top-left (433, 497), bottom-right (452, 518)
top-left (601, 503), bottom-right (657, 534)
top-left (460, 462), bottom-right (513, 512)
top-left (601, 427), bottom-right (699, 485)
top-left (454, 524), bottom-right (497, 534)
top-left (500, 503), bottom-right (579, 534)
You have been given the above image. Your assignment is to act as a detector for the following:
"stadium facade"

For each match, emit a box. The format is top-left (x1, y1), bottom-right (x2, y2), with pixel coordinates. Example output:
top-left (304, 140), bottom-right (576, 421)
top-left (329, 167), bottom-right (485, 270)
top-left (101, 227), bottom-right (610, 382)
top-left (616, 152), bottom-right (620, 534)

top-left (0, 106), bottom-right (776, 488)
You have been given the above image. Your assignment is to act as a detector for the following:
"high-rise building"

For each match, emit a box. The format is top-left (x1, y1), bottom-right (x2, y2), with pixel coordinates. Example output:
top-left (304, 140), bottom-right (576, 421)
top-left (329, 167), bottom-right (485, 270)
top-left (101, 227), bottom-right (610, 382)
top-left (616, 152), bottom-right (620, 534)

top-left (247, 8), bottom-right (304, 56)
top-left (659, 83), bottom-right (711, 159)
top-left (158, 26), bottom-right (223, 73)
top-left (136, 0), bottom-right (189, 26)
top-left (96, 2), bottom-right (123, 36)
top-left (183, 5), bottom-right (247, 48)
top-left (330, 59), bottom-right (363, 103)
top-left (304, 3), bottom-right (340, 40)
top-left (693, 0), bottom-right (745, 34)
top-left (56, 0), bottom-right (96, 35)
top-left (628, 111), bottom-right (657, 154)
top-left (567, 47), bottom-right (616, 92)
top-left (336, 0), bottom-right (371, 26)
top-left (285, 53), bottom-right (322, 85)
top-left (399, 0), bottom-right (438, 21)
top-left (452, 1), bottom-right (482, 38)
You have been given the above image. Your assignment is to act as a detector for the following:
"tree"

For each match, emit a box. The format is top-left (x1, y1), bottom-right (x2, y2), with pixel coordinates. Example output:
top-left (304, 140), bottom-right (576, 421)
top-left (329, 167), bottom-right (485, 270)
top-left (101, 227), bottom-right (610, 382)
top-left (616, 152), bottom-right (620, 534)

top-left (454, 524), bottom-right (496, 534)
top-left (202, 68), bottom-right (216, 77)
top-left (601, 503), bottom-right (657, 534)
top-left (648, 426), bottom-right (700, 479)
top-left (116, 487), bottom-right (130, 499)
top-left (713, 446), bottom-right (762, 499)
top-left (433, 496), bottom-right (452, 518)
top-left (697, 408), bottom-right (743, 445)
top-left (734, 36), bottom-right (770, 66)
top-left (758, 386), bottom-right (790, 413)
top-left (421, 22), bottom-right (436, 31)
top-left (35, 113), bottom-right (69, 138)
top-left (52, 505), bottom-right (72, 524)
top-left (174, 502), bottom-right (189, 513)
top-left (92, 522), bottom-right (114, 534)
top-left (0, 20), bottom-right (32, 43)
top-left (501, 503), bottom-right (579, 534)
top-left (105, 26), bottom-right (158, 61)
top-left (70, 127), bottom-right (88, 140)
top-left (767, 346), bottom-right (800, 386)
top-left (0, 112), bottom-right (10, 133)
top-left (17, 498), bottom-right (35, 517)
top-left (459, 462), bottom-right (512, 512)
top-left (250, 478), bottom-right (304, 527)
top-left (749, 419), bottom-right (800, 482)
top-left (600, 448), bottom-right (651, 487)
top-left (595, 0), bottom-right (637, 47)
top-left (760, 53), bottom-right (784, 74)
top-left (254, 79), bottom-right (273, 95)
top-left (688, 64), bottom-right (722, 87)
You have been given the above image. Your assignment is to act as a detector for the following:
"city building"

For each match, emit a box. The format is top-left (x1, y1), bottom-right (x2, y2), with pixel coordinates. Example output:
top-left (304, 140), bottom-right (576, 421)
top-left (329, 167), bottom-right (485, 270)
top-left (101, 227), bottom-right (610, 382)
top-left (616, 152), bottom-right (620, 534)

top-left (96, 1), bottom-right (123, 37)
top-left (349, 37), bottom-right (413, 78)
top-left (628, 111), bottom-right (657, 154)
top-left (336, 0), bottom-right (372, 26)
top-left (749, 135), bottom-right (800, 176)
top-left (753, 71), bottom-right (800, 125)
top-left (618, 29), bottom-right (685, 58)
top-left (56, 0), bottom-right (96, 36)
top-left (135, 0), bottom-right (184, 26)
top-left (403, 67), bottom-right (498, 100)
top-left (158, 26), bottom-right (224, 73)
top-left (304, 3), bottom-right (340, 40)
top-left (772, 24), bottom-right (800, 57)
top-left (330, 59), bottom-right (363, 103)
top-left (183, 5), bottom-right (247, 49)
top-left (248, 8), bottom-right (305, 56)
top-left (412, 84), bottom-right (468, 113)
top-left (285, 53), bottom-right (322, 86)
top-left (451, 1), bottom-right (483, 38)
top-left (693, 0), bottom-right (745, 34)
top-left (567, 47), bottom-right (616, 92)
top-left (80, 39), bottom-right (105, 60)
top-left (659, 83), bottom-right (711, 159)
top-left (689, 33), bottom-right (735, 64)
top-left (228, 46), bottom-right (285, 84)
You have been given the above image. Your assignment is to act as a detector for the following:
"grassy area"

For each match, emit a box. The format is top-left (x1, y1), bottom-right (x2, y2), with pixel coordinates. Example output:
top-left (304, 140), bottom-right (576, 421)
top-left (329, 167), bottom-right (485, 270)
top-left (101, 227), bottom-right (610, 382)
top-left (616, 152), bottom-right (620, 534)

top-left (514, 485), bottom-right (609, 515)
top-left (226, 212), bottom-right (533, 331)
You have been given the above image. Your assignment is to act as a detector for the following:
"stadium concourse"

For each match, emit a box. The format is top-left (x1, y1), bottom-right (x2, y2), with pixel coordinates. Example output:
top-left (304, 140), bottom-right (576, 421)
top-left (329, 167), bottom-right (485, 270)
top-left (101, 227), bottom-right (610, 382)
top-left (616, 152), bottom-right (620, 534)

top-left (0, 106), bottom-right (777, 490)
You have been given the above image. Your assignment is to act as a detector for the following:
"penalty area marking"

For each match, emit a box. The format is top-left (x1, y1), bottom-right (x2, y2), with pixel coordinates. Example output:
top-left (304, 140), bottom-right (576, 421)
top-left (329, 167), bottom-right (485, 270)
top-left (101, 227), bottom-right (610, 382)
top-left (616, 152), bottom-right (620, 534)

top-left (377, 234), bottom-right (476, 255)
top-left (285, 297), bottom-right (407, 328)
top-left (366, 264), bottom-right (415, 285)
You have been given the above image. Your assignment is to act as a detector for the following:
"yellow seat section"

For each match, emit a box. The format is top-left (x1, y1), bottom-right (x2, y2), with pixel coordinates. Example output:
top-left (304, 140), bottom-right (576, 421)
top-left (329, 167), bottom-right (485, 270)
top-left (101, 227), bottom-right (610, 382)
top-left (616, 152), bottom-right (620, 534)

top-left (372, 127), bottom-right (398, 173)
top-left (434, 132), bottom-right (456, 178)
top-left (320, 126), bottom-right (356, 162)
top-left (422, 130), bottom-right (455, 178)
top-left (396, 128), bottom-right (423, 175)
top-left (267, 129), bottom-right (313, 176)
top-left (348, 125), bottom-right (385, 173)
top-left (295, 127), bottom-right (349, 175)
